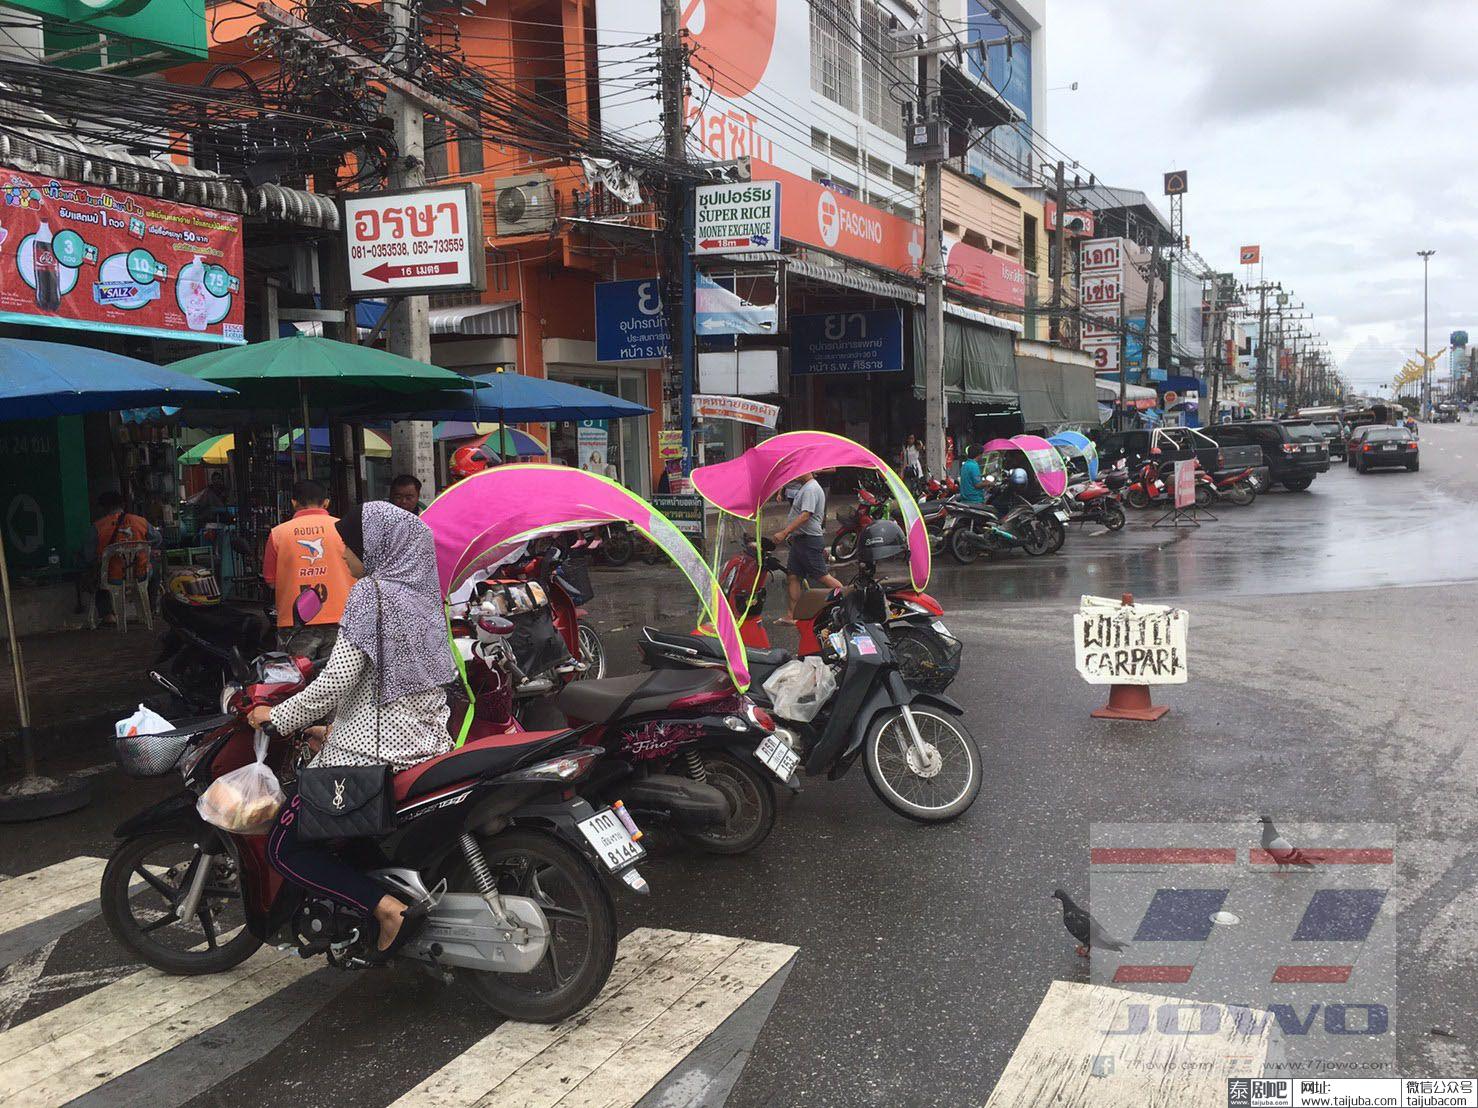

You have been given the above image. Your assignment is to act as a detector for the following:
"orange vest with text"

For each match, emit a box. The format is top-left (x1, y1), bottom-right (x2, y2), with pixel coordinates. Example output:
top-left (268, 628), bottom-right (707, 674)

top-left (269, 513), bottom-right (352, 628)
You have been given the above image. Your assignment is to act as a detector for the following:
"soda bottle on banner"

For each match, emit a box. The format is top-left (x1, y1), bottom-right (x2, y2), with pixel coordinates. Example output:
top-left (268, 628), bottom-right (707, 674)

top-left (33, 219), bottom-right (61, 311)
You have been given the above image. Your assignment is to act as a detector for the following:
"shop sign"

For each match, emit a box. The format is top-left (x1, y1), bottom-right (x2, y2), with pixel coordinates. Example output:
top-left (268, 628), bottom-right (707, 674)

top-left (693, 181), bottom-right (779, 255)
top-left (692, 394), bottom-right (779, 429)
top-left (1, 0), bottom-right (206, 64)
top-left (0, 167), bottom-right (244, 344)
top-left (790, 309), bottom-right (904, 376)
top-left (578, 422), bottom-right (610, 475)
top-left (595, 278), bottom-right (671, 362)
top-left (694, 272), bottom-right (778, 335)
top-left (344, 183), bottom-right (486, 297)
top-left (658, 429), bottom-right (684, 460)
top-left (652, 493), bottom-right (706, 541)
top-left (752, 160), bottom-right (922, 273)
top-left (944, 239), bottom-right (1027, 308)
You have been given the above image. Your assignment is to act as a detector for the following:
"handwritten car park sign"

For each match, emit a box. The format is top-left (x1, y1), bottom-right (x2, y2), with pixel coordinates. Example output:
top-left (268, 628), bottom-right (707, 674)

top-left (693, 181), bottom-right (780, 255)
top-left (344, 183), bottom-right (485, 297)
top-left (1074, 595), bottom-right (1188, 685)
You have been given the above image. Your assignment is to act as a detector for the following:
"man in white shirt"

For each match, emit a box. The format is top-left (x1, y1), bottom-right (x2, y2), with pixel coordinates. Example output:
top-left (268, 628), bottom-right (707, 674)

top-left (771, 471), bottom-right (842, 622)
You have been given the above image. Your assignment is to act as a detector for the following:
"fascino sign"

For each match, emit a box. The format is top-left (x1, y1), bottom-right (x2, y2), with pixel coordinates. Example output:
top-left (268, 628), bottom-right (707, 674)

top-left (0, 167), bottom-right (244, 344)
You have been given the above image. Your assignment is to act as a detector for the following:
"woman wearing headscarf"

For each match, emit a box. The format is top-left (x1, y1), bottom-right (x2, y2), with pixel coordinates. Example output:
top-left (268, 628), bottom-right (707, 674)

top-left (248, 501), bottom-right (455, 960)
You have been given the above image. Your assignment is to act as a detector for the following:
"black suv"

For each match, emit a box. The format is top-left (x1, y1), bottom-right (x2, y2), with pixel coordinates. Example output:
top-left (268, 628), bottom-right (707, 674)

top-left (1202, 420), bottom-right (1329, 491)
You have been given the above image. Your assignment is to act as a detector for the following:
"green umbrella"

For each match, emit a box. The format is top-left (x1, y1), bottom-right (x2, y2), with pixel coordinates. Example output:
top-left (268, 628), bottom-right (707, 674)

top-left (170, 334), bottom-right (469, 477)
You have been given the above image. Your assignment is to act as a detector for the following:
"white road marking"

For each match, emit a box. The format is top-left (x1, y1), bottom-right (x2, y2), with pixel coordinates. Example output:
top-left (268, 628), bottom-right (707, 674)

top-left (981, 980), bottom-right (1274, 1108)
top-left (0, 941), bottom-right (56, 1032)
top-left (0, 857), bottom-right (108, 936)
top-left (393, 927), bottom-right (798, 1108)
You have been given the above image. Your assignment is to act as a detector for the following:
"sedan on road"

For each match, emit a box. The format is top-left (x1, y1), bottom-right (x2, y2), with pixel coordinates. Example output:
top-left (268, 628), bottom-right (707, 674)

top-left (1353, 426), bottom-right (1419, 472)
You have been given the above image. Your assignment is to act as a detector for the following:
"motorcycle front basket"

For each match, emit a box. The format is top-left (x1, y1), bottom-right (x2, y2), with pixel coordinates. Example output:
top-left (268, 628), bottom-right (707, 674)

top-left (894, 629), bottom-right (963, 693)
top-left (112, 715), bottom-right (232, 777)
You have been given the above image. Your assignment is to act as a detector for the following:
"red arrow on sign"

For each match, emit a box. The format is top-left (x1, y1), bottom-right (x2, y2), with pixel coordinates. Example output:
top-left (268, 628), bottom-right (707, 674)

top-left (698, 237), bottom-right (753, 250)
top-left (360, 260), bottom-right (460, 283)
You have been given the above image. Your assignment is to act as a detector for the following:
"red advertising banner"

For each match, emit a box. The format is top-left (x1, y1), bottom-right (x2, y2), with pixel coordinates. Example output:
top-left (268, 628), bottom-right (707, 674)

top-left (945, 239), bottom-right (1027, 308)
top-left (750, 159), bottom-right (922, 274)
top-left (0, 167), bottom-right (245, 344)
top-left (1173, 459), bottom-right (1196, 509)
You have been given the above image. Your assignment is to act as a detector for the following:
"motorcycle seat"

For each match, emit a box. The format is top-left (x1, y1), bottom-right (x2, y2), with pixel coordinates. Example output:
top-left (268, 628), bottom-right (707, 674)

top-left (641, 626), bottom-right (793, 670)
top-left (394, 728), bottom-right (576, 803)
top-left (556, 668), bottom-right (733, 725)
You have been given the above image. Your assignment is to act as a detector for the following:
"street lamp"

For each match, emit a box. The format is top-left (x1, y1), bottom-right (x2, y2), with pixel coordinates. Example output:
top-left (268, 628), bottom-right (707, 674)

top-left (1418, 249), bottom-right (1435, 417)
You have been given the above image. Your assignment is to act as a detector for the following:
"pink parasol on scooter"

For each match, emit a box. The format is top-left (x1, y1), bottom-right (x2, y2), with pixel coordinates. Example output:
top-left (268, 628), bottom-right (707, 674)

top-left (689, 431), bottom-right (931, 591)
top-left (981, 434), bottom-right (1069, 498)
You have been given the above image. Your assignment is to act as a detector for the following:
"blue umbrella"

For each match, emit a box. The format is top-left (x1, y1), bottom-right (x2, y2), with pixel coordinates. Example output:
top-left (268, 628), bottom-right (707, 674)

top-left (0, 337), bottom-right (235, 803)
top-left (368, 370), bottom-right (652, 423)
top-left (0, 338), bottom-right (236, 421)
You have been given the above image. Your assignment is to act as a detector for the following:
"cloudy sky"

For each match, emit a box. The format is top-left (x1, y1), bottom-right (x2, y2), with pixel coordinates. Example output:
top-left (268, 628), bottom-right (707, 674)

top-left (1044, 0), bottom-right (1477, 391)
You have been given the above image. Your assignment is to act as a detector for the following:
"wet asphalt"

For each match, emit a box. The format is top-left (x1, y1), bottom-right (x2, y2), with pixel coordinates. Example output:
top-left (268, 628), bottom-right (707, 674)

top-left (3, 424), bottom-right (1477, 1105)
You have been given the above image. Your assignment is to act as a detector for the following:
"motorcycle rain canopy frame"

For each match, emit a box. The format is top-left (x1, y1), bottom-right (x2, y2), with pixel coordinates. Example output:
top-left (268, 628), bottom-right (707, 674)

top-left (423, 465), bottom-right (750, 690)
top-left (689, 431), bottom-right (932, 592)
top-left (982, 435), bottom-right (1070, 498)
top-left (1048, 431), bottom-right (1099, 480)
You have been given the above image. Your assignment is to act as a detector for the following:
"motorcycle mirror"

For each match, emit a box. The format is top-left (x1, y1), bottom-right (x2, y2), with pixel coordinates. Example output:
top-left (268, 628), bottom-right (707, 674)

top-left (229, 646), bottom-right (252, 684)
top-left (477, 616), bottom-right (516, 637)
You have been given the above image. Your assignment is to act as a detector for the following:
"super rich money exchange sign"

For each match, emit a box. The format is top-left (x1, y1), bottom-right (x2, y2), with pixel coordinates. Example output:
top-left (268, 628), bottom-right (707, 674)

top-left (1074, 595), bottom-right (1188, 684)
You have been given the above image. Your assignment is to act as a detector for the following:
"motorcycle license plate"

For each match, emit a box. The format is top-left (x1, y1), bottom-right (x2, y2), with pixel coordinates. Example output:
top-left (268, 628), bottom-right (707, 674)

top-left (577, 807), bottom-right (646, 871)
top-left (1053, 510), bottom-right (1069, 522)
top-left (754, 734), bottom-right (801, 781)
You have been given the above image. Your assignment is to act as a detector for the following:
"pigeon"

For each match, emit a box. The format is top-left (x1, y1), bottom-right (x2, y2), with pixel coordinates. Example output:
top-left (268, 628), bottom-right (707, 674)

top-left (1259, 816), bottom-right (1316, 871)
top-left (1053, 889), bottom-right (1131, 958)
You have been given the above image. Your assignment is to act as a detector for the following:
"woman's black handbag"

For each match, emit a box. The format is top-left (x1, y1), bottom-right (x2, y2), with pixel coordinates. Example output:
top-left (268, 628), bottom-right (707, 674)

top-left (294, 578), bottom-right (397, 842)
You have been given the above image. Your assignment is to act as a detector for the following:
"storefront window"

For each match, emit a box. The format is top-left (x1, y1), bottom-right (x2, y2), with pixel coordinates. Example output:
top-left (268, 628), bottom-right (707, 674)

top-left (546, 370), bottom-right (649, 492)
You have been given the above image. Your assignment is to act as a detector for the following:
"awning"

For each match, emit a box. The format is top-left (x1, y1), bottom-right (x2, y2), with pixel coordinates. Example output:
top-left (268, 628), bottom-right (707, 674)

top-left (291, 302), bottom-right (520, 338)
top-left (1017, 353), bottom-right (1100, 428)
top-left (1096, 379), bottom-right (1159, 409)
top-left (912, 314), bottom-right (1017, 404)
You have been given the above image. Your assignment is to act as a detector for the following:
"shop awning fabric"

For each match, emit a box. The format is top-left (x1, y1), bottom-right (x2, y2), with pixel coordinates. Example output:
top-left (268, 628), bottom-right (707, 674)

top-left (1016, 351), bottom-right (1101, 428)
top-left (911, 315), bottom-right (1017, 404)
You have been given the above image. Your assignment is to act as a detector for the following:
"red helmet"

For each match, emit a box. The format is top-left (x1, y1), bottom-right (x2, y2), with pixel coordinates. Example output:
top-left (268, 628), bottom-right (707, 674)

top-left (451, 443), bottom-right (497, 479)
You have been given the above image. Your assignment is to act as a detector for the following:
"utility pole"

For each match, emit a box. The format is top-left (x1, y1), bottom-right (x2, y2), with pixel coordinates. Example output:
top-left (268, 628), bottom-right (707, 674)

top-left (1049, 160), bottom-right (1067, 341)
top-left (1117, 291), bottom-right (1128, 425)
top-left (921, 0), bottom-right (946, 476)
top-left (1207, 277), bottom-right (1226, 423)
top-left (1140, 241), bottom-right (1160, 382)
top-left (1418, 249), bottom-right (1435, 419)
top-left (660, 0), bottom-right (695, 473)
top-left (385, 0), bottom-right (436, 494)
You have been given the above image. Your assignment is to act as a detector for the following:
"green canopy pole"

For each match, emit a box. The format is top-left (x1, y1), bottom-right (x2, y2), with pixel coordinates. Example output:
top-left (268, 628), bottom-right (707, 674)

top-left (0, 530), bottom-right (35, 778)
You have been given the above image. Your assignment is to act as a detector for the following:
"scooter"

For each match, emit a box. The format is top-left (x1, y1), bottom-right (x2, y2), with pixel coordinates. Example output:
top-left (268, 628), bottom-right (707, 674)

top-left (639, 552), bottom-right (981, 823)
top-left (831, 485), bottom-right (885, 561)
top-left (943, 497), bottom-right (1051, 563)
top-left (464, 611), bottom-right (786, 855)
top-left (1065, 481), bottom-right (1127, 531)
top-left (1209, 467), bottom-right (1258, 507)
top-left (1124, 458), bottom-right (1213, 510)
top-left (105, 651), bottom-right (647, 1025)
top-left (152, 594), bottom-right (274, 713)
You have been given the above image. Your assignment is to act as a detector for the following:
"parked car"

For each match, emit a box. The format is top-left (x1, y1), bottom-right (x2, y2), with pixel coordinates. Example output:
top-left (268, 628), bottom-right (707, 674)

top-left (1353, 426), bottom-right (1420, 472)
top-left (1202, 420), bottom-right (1328, 492)
top-left (1093, 426), bottom-right (1266, 488)
top-left (1288, 418), bottom-right (1346, 461)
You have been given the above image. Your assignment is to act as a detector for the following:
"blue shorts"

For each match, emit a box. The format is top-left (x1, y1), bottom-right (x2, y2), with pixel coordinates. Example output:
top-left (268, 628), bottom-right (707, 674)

top-left (786, 536), bottom-right (828, 582)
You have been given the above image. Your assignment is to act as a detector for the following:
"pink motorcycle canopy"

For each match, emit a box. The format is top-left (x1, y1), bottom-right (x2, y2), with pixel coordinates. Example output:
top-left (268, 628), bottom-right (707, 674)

top-left (689, 430), bottom-right (931, 591)
top-left (981, 434), bottom-right (1069, 498)
top-left (423, 464), bottom-right (750, 690)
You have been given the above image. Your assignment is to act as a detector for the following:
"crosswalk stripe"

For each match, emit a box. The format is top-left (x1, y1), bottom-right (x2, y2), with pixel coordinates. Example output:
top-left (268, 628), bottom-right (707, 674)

top-left (0, 947), bottom-right (316, 1106)
top-left (0, 857), bottom-right (108, 936)
top-left (981, 980), bottom-right (1275, 1108)
top-left (393, 927), bottom-right (798, 1108)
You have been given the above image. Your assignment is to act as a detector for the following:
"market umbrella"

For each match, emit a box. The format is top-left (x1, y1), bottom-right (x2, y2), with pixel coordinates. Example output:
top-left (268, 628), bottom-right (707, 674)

top-left (434, 422), bottom-right (545, 456)
top-left (170, 334), bottom-right (470, 478)
top-left (0, 338), bottom-right (236, 818)
top-left (366, 370), bottom-right (653, 423)
top-left (284, 428), bottom-right (392, 459)
top-left (179, 433), bottom-right (234, 466)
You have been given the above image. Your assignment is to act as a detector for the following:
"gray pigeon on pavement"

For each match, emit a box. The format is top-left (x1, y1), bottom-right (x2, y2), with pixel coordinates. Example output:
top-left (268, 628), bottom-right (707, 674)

top-left (1259, 816), bottom-right (1316, 871)
top-left (1053, 889), bottom-right (1131, 958)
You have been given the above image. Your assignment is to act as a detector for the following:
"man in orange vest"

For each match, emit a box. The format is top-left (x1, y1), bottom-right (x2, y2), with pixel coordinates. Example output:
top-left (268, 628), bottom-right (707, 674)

top-left (262, 479), bottom-right (352, 661)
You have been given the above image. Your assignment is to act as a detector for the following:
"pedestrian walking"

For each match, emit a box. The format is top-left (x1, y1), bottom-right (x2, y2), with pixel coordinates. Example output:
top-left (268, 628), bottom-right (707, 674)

top-left (772, 470), bottom-right (842, 623)
top-left (900, 433), bottom-right (924, 480)
top-left (262, 478), bottom-right (352, 661)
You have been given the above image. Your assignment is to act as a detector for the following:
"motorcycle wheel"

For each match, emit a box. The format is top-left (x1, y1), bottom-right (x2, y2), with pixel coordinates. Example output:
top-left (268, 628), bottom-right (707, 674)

top-left (1021, 519), bottom-right (1053, 557)
top-left (459, 829), bottom-right (617, 1023)
top-left (830, 530), bottom-right (859, 562)
top-left (1228, 483), bottom-right (1255, 507)
top-left (864, 709), bottom-right (982, 823)
top-left (575, 624), bottom-right (607, 680)
top-left (948, 525), bottom-right (980, 565)
top-left (101, 829), bottom-right (261, 975)
top-left (679, 751), bottom-right (778, 855)
top-left (1043, 516), bottom-right (1067, 555)
top-left (600, 528), bottom-right (634, 567)
top-left (889, 624), bottom-right (957, 693)
top-left (1125, 487), bottom-right (1151, 510)
top-left (1195, 484), bottom-right (1213, 508)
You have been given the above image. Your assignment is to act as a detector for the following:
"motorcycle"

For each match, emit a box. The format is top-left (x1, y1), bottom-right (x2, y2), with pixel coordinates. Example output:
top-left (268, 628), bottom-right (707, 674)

top-left (1065, 481), bottom-right (1127, 531)
top-left (639, 527), bottom-right (982, 824)
top-left (831, 483), bottom-right (886, 561)
top-left (943, 497), bottom-right (1052, 563)
top-left (152, 593), bottom-right (274, 713)
top-left (1208, 467), bottom-right (1258, 507)
top-left (463, 609), bottom-right (785, 855)
top-left (1124, 458), bottom-right (1213, 510)
top-left (104, 652), bottom-right (647, 1024)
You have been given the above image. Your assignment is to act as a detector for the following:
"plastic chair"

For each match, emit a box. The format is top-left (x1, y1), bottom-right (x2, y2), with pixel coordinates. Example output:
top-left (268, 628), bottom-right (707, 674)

top-left (90, 542), bottom-right (154, 631)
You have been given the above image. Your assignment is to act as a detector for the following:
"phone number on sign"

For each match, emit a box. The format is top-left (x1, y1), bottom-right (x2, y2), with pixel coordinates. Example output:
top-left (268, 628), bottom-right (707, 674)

top-left (350, 238), bottom-right (465, 260)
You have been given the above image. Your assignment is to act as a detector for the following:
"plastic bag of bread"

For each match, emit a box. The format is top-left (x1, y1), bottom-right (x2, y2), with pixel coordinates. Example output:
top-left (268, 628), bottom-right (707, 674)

top-left (197, 732), bottom-right (285, 835)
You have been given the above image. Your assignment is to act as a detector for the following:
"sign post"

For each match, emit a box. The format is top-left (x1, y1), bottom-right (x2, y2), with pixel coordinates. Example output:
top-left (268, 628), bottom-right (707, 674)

top-left (1074, 593), bottom-right (1187, 721)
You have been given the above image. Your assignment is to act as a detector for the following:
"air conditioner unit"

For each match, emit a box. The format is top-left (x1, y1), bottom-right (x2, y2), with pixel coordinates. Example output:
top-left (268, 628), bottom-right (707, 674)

top-left (493, 173), bottom-right (555, 236)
